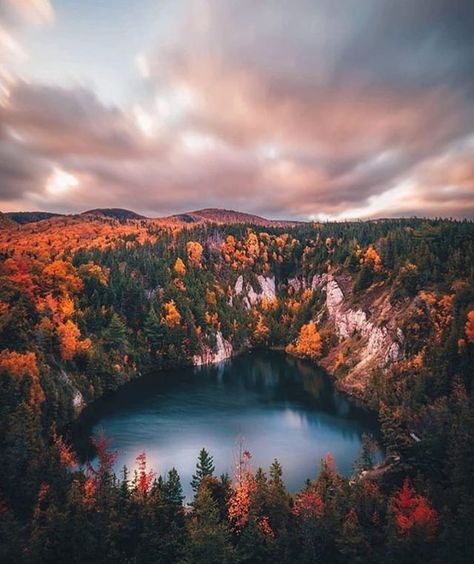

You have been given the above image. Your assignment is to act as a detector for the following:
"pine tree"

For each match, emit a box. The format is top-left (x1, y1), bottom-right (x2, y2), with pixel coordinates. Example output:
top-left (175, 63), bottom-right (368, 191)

top-left (187, 485), bottom-right (235, 564)
top-left (104, 312), bottom-right (127, 350)
top-left (164, 467), bottom-right (184, 507)
top-left (268, 459), bottom-right (290, 532)
top-left (144, 306), bottom-right (163, 352)
top-left (353, 433), bottom-right (378, 474)
top-left (191, 448), bottom-right (216, 492)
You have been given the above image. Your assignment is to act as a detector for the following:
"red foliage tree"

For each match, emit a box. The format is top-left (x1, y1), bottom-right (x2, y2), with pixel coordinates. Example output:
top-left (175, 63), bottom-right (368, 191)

top-left (135, 452), bottom-right (155, 496)
top-left (53, 432), bottom-right (77, 469)
top-left (293, 485), bottom-right (325, 519)
top-left (390, 478), bottom-right (438, 540)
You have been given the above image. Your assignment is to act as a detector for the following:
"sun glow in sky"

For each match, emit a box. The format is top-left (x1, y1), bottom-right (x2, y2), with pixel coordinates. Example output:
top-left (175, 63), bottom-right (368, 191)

top-left (46, 167), bottom-right (79, 195)
top-left (0, 0), bottom-right (473, 219)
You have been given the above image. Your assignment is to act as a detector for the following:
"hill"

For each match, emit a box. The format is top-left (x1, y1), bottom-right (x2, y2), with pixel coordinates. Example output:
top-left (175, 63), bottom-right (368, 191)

top-left (82, 208), bottom-right (147, 220)
top-left (164, 207), bottom-right (304, 227)
top-left (5, 211), bottom-right (64, 224)
top-left (0, 215), bottom-right (472, 561)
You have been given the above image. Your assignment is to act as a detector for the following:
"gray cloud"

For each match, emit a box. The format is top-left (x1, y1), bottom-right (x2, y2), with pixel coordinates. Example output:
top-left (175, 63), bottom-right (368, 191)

top-left (1, 0), bottom-right (473, 219)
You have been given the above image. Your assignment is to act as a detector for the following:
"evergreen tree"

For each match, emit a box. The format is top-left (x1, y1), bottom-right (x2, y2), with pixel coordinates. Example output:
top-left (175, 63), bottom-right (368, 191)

top-left (104, 312), bottom-right (127, 350)
top-left (191, 448), bottom-right (216, 492)
top-left (187, 485), bottom-right (235, 564)
top-left (267, 459), bottom-right (291, 532)
top-left (144, 306), bottom-right (163, 352)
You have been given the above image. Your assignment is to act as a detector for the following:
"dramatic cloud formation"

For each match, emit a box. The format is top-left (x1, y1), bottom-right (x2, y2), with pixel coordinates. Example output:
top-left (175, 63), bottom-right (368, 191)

top-left (0, 0), bottom-right (473, 219)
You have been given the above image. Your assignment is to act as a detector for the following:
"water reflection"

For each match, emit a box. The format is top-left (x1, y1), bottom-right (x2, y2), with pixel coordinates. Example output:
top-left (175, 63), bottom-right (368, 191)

top-left (71, 351), bottom-right (380, 500)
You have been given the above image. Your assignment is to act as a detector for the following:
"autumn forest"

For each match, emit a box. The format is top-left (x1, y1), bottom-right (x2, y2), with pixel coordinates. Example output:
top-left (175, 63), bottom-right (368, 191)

top-left (0, 210), bottom-right (472, 563)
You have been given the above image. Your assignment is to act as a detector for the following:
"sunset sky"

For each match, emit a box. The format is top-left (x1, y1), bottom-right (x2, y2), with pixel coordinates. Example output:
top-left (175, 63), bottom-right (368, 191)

top-left (0, 0), bottom-right (473, 220)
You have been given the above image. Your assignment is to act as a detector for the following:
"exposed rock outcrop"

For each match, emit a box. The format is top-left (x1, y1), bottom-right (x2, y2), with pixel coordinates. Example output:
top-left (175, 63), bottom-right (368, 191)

top-left (199, 272), bottom-right (405, 396)
top-left (193, 331), bottom-right (233, 366)
top-left (59, 369), bottom-right (85, 415)
top-left (312, 274), bottom-right (404, 395)
top-left (235, 275), bottom-right (276, 309)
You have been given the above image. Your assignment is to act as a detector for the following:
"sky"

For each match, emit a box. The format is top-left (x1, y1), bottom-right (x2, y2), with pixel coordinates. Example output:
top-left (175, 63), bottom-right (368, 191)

top-left (0, 0), bottom-right (473, 221)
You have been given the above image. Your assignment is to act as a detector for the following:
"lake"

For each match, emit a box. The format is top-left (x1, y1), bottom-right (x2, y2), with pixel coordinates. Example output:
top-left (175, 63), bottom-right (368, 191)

top-left (72, 350), bottom-right (381, 500)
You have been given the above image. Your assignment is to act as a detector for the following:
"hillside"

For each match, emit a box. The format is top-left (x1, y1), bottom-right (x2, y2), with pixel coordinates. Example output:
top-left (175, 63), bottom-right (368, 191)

top-left (82, 208), bottom-right (147, 220)
top-left (5, 211), bottom-right (64, 224)
top-left (0, 214), bottom-right (473, 562)
top-left (167, 208), bottom-right (303, 227)
top-left (0, 207), bottom-right (302, 256)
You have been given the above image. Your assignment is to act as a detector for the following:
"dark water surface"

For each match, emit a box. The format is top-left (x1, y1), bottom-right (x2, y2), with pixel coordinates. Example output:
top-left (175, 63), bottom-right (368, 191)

top-left (72, 351), bottom-right (380, 499)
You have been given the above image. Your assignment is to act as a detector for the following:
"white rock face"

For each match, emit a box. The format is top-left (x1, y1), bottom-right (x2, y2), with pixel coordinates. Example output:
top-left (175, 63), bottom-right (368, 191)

top-left (59, 369), bottom-right (85, 414)
top-left (288, 276), bottom-right (308, 292)
top-left (311, 273), bottom-right (328, 291)
top-left (235, 275), bottom-right (276, 309)
top-left (315, 275), bottom-right (403, 374)
top-left (193, 331), bottom-right (233, 366)
top-left (326, 279), bottom-right (345, 315)
top-left (73, 390), bottom-right (84, 413)
top-left (234, 275), bottom-right (244, 295)
top-left (257, 275), bottom-right (276, 301)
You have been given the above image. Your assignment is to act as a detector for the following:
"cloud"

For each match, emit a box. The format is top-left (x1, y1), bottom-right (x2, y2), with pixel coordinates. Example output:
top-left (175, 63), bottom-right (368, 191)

top-left (0, 0), bottom-right (54, 101)
top-left (1, 82), bottom-right (162, 158)
top-left (0, 0), bottom-right (473, 219)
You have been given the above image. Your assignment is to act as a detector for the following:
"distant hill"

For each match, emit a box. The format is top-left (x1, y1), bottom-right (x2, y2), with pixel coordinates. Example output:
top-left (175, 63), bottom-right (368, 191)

top-left (164, 208), bottom-right (303, 227)
top-left (3, 207), bottom-right (303, 229)
top-left (6, 211), bottom-right (64, 225)
top-left (82, 208), bottom-right (147, 220)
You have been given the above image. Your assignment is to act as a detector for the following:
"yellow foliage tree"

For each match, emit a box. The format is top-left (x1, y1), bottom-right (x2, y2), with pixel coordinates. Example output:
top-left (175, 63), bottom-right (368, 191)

top-left (186, 241), bottom-right (203, 267)
top-left (162, 300), bottom-right (181, 328)
top-left (222, 235), bottom-right (236, 263)
top-left (206, 289), bottom-right (217, 306)
top-left (78, 262), bottom-right (108, 286)
top-left (253, 313), bottom-right (270, 345)
top-left (245, 232), bottom-right (259, 257)
top-left (286, 321), bottom-right (322, 360)
top-left (174, 257), bottom-right (187, 276)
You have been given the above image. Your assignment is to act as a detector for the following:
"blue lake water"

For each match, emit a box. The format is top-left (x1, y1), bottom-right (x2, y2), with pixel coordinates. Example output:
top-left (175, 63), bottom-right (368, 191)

top-left (73, 350), bottom-right (380, 499)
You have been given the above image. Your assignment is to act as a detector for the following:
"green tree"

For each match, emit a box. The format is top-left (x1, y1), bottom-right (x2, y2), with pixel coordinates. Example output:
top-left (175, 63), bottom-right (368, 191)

top-left (144, 305), bottom-right (163, 352)
top-left (104, 312), bottom-right (127, 350)
top-left (191, 448), bottom-right (216, 492)
top-left (187, 485), bottom-right (235, 564)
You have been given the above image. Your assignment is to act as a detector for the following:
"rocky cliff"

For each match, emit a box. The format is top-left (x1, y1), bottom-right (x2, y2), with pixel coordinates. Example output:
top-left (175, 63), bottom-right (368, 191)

top-left (311, 274), bottom-right (405, 396)
top-left (198, 270), bottom-right (408, 399)
top-left (193, 331), bottom-right (233, 366)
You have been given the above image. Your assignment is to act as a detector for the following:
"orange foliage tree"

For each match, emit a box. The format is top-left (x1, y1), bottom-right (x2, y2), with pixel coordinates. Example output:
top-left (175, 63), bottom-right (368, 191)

top-left (43, 260), bottom-right (83, 294)
top-left (364, 245), bottom-right (382, 272)
top-left (53, 431), bottom-right (77, 468)
top-left (58, 320), bottom-right (91, 361)
top-left (286, 321), bottom-right (322, 360)
top-left (174, 257), bottom-right (187, 276)
top-left (187, 241), bottom-right (203, 267)
top-left (465, 310), bottom-right (474, 343)
top-left (0, 350), bottom-right (44, 406)
top-left (162, 300), bottom-right (182, 328)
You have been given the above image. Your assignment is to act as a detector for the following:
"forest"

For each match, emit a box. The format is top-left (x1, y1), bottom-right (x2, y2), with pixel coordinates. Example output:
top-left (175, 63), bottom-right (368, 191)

top-left (0, 215), bottom-right (473, 563)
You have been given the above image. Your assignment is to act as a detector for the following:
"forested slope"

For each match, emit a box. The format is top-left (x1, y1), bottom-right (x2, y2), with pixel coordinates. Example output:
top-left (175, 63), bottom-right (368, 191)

top-left (0, 215), bottom-right (473, 562)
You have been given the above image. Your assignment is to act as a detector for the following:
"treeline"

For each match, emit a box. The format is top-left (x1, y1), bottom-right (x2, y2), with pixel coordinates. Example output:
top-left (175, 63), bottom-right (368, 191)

top-left (0, 436), bottom-right (447, 564)
top-left (0, 217), bottom-right (473, 562)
